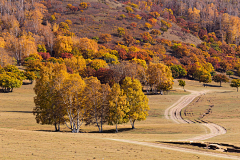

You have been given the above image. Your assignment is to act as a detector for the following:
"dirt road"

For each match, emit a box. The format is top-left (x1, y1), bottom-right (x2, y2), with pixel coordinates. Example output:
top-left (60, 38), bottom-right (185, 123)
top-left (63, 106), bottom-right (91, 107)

top-left (106, 138), bottom-right (240, 160)
top-left (105, 89), bottom-right (240, 159)
top-left (164, 89), bottom-right (227, 141)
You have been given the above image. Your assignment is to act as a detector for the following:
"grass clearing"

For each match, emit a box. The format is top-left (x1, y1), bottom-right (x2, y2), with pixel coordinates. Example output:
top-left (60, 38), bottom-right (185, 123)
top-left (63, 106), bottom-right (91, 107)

top-left (181, 80), bottom-right (240, 147)
top-left (1, 79), bottom-right (240, 159)
top-left (1, 128), bottom-right (229, 160)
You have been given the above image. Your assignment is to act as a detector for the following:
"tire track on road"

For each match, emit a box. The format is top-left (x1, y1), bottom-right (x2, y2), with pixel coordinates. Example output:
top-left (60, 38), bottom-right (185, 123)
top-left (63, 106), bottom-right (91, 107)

top-left (105, 89), bottom-right (239, 159)
top-left (164, 89), bottom-right (227, 141)
top-left (105, 138), bottom-right (240, 160)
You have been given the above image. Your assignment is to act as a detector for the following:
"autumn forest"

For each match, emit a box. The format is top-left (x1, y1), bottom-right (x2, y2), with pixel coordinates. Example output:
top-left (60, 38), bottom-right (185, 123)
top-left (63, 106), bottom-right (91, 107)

top-left (1, 0), bottom-right (240, 134)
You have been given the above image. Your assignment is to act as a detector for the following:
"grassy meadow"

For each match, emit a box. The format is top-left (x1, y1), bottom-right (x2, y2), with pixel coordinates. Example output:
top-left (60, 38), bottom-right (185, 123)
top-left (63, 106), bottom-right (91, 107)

top-left (181, 80), bottom-right (240, 146)
top-left (0, 79), bottom-right (240, 159)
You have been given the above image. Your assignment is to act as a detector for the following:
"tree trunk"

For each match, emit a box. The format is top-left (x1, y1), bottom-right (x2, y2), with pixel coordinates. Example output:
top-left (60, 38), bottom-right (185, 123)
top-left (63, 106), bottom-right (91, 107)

top-left (115, 122), bottom-right (118, 133)
top-left (237, 87), bottom-right (238, 92)
top-left (160, 90), bottom-right (163, 95)
top-left (54, 122), bottom-right (60, 131)
top-left (100, 107), bottom-right (103, 133)
top-left (131, 120), bottom-right (135, 129)
top-left (55, 122), bottom-right (57, 131)
top-left (220, 81), bottom-right (222, 87)
top-left (76, 111), bottom-right (80, 133)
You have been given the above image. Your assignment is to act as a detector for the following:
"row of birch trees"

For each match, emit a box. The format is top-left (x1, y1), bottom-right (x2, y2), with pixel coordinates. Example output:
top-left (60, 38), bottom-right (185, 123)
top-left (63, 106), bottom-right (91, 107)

top-left (33, 62), bottom-right (149, 133)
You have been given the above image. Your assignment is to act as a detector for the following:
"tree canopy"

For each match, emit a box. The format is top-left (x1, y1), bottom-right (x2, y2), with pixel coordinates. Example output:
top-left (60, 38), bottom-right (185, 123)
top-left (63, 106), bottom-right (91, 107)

top-left (230, 79), bottom-right (240, 92)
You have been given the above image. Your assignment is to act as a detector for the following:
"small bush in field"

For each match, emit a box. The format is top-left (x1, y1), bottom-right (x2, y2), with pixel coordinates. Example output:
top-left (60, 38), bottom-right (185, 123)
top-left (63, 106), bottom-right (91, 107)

top-left (79, 2), bottom-right (88, 9)
top-left (160, 27), bottom-right (168, 32)
top-left (119, 14), bottom-right (126, 19)
top-left (117, 27), bottom-right (125, 37)
top-left (126, 6), bottom-right (133, 13)
top-left (135, 14), bottom-right (142, 20)
top-left (150, 29), bottom-right (161, 35)
top-left (144, 23), bottom-right (152, 30)
top-left (99, 34), bottom-right (112, 43)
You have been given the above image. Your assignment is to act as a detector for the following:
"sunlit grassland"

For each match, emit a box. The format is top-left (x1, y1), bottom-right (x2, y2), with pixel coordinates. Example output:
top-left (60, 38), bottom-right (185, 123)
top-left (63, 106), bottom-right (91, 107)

top-left (0, 79), bottom-right (239, 159)
top-left (181, 79), bottom-right (240, 146)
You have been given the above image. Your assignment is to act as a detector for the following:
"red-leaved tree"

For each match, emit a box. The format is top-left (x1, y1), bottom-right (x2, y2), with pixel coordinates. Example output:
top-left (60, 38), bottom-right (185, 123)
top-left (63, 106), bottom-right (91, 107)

top-left (61, 53), bottom-right (73, 59)
top-left (38, 52), bottom-right (51, 60)
top-left (95, 68), bottom-right (114, 86)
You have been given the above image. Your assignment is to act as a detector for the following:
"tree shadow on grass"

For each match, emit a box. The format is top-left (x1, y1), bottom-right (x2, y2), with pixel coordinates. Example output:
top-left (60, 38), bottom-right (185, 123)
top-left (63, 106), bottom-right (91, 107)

top-left (88, 127), bottom-right (133, 133)
top-left (204, 84), bottom-right (222, 87)
top-left (35, 128), bottom-right (133, 133)
top-left (2, 111), bottom-right (32, 113)
top-left (22, 82), bottom-right (33, 85)
top-left (0, 89), bottom-right (13, 93)
top-left (35, 130), bottom-right (67, 132)
top-left (231, 77), bottom-right (239, 80)
top-left (219, 91), bottom-right (234, 93)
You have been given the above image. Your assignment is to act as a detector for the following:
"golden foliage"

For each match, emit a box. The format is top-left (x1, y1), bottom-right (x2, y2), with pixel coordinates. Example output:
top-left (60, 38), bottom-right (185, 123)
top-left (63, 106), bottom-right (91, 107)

top-left (53, 36), bottom-right (73, 57)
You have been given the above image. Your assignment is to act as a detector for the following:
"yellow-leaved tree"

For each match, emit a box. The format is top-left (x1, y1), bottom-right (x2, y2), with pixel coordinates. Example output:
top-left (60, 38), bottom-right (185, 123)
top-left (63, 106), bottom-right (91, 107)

top-left (188, 7), bottom-right (200, 23)
top-left (53, 35), bottom-right (73, 57)
top-left (121, 77), bottom-right (149, 129)
top-left (88, 59), bottom-right (108, 70)
top-left (0, 37), bottom-right (15, 66)
top-left (83, 77), bottom-right (106, 132)
top-left (72, 37), bottom-right (98, 59)
top-left (34, 62), bottom-right (87, 132)
top-left (5, 32), bottom-right (37, 65)
top-left (60, 73), bottom-right (86, 133)
top-left (79, 37), bottom-right (98, 52)
top-left (33, 63), bottom-right (67, 131)
top-left (64, 56), bottom-right (86, 73)
top-left (147, 63), bottom-right (174, 94)
top-left (107, 83), bottom-right (129, 132)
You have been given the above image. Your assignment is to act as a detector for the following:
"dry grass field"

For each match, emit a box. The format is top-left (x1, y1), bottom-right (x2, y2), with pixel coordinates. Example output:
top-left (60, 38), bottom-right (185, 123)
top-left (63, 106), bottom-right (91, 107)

top-left (181, 80), bottom-right (240, 146)
top-left (1, 79), bottom-right (240, 159)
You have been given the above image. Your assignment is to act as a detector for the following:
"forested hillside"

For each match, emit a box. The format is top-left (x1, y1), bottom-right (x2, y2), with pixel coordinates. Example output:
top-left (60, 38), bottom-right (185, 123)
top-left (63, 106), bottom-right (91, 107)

top-left (1, 0), bottom-right (240, 131)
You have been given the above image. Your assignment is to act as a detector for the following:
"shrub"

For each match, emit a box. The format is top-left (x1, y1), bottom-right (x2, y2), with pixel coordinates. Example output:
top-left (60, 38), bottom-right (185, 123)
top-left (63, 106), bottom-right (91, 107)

top-left (119, 14), bottom-right (126, 19)
top-left (61, 53), bottom-right (73, 59)
top-left (0, 73), bottom-right (22, 92)
top-left (24, 71), bottom-right (37, 83)
top-left (38, 52), bottom-right (51, 60)
top-left (144, 23), bottom-right (152, 30)
top-left (99, 34), bottom-right (112, 43)
top-left (161, 20), bottom-right (172, 28)
top-left (135, 14), bottom-right (142, 20)
top-left (150, 29), bottom-right (161, 35)
top-left (126, 6), bottom-right (133, 13)
top-left (148, 18), bottom-right (157, 26)
top-left (79, 2), bottom-right (88, 9)
top-left (160, 27), bottom-right (168, 32)
top-left (37, 44), bottom-right (47, 53)
top-left (103, 53), bottom-right (119, 64)
top-left (117, 27), bottom-right (125, 37)
top-left (92, 36), bottom-right (99, 42)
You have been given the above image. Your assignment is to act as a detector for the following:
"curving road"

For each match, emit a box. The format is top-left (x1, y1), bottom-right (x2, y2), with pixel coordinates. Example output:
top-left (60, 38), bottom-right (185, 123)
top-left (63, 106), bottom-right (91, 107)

top-left (106, 138), bottom-right (240, 160)
top-left (164, 89), bottom-right (227, 141)
top-left (105, 89), bottom-right (240, 159)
